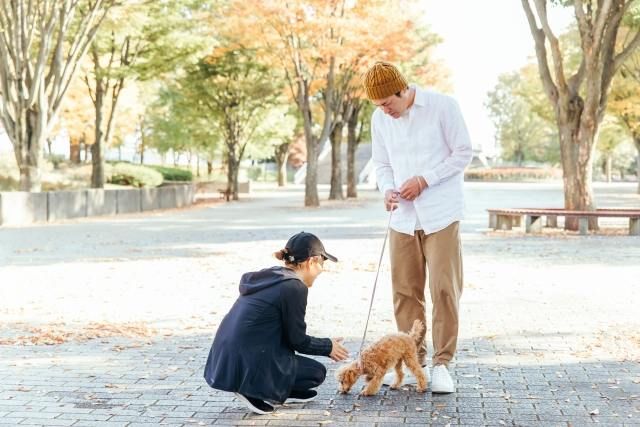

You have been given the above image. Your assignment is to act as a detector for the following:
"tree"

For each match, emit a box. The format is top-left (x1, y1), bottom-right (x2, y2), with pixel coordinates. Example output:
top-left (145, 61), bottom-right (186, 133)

top-left (486, 70), bottom-right (558, 165)
top-left (241, 0), bottom-right (342, 206)
top-left (330, 16), bottom-right (448, 200)
top-left (183, 47), bottom-right (281, 199)
top-left (146, 84), bottom-right (221, 171)
top-left (245, 106), bottom-right (297, 187)
top-left (596, 116), bottom-right (634, 181)
top-left (521, 0), bottom-right (640, 229)
top-left (608, 35), bottom-right (640, 193)
top-left (227, 0), bottom-right (448, 206)
top-left (84, 0), bottom-right (209, 188)
top-left (56, 70), bottom-right (96, 163)
top-left (0, 0), bottom-right (115, 191)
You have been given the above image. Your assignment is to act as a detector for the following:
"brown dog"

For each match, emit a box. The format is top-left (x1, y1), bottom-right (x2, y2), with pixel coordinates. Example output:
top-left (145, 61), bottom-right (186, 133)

top-left (336, 319), bottom-right (427, 396)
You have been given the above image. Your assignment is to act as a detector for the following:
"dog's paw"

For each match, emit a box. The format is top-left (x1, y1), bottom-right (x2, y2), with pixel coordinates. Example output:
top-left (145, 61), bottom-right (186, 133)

top-left (359, 390), bottom-right (375, 397)
top-left (416, 386), bottom-right (427, 393)
top-left (389, 383), bottom-right (401, 390)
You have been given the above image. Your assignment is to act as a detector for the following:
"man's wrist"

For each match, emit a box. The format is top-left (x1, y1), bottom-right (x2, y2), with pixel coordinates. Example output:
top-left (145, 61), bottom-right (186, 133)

top-left (416, 176), bottom-right (427, 191)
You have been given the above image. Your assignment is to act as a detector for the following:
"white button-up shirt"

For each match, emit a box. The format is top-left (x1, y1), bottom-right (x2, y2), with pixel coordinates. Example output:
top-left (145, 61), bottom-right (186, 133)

top-left (371, 86), bottom-right (473, 235)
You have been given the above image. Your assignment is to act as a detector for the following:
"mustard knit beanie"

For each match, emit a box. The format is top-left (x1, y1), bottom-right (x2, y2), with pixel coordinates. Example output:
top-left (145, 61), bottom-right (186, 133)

top-left (362, 61), bottom-right (408, 100)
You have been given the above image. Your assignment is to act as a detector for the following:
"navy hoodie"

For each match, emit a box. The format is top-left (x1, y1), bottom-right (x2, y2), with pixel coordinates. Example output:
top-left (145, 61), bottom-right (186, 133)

top-left (203, 266), bottom-right (332, 403)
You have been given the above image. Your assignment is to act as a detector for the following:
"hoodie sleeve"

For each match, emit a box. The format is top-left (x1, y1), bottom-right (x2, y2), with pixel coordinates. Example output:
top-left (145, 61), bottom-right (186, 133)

top-left (280, 280), bottom-right (333, 356)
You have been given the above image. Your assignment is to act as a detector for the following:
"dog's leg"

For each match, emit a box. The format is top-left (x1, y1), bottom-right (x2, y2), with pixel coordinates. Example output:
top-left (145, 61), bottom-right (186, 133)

top-left (390, 360), bottom-right (403, 390)
top-left (360, 367), bottom-right (384, 396)
top-left (404, 353), bottom-right (428, 393)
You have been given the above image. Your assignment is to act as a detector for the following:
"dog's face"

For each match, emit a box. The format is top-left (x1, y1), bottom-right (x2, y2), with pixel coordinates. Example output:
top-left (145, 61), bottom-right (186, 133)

top-left (335, 362), bottom-right (360, 393)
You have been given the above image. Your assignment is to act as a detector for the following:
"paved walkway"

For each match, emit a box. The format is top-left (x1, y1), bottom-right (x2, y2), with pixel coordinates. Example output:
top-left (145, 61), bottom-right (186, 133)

top-left (1, 182), bottom-right (639, 426)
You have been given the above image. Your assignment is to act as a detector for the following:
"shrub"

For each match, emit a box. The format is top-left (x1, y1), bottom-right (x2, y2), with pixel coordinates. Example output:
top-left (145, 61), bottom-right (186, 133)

top-left (464, 167), bottom-right (561, 182)
top-left (107, 163), bottom-right (163, 187)
top-left (149, 165), bottom-right (193, 182)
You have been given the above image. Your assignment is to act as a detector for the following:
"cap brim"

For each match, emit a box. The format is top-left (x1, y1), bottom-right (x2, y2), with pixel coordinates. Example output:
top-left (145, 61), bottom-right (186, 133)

top-left (322, 252), bottom-right (338, 262)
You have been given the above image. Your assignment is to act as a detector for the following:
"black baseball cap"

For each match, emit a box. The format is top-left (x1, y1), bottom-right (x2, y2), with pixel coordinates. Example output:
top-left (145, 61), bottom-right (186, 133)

top-left (284, 232), bottom-right (338, 263)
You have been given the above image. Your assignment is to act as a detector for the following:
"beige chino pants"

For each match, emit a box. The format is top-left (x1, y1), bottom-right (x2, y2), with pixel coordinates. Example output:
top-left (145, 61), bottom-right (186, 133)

top-left (389, 221), bottom-right (463, 366)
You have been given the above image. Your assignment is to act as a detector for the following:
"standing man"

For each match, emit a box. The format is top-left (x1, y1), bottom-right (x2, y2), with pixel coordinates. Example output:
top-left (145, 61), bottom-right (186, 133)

top-left (363, 61), bottom-right (472, 393)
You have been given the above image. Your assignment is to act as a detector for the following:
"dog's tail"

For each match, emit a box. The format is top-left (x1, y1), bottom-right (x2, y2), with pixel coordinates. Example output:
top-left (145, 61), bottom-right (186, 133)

top-left (408, 319), bottom-right (425, 344)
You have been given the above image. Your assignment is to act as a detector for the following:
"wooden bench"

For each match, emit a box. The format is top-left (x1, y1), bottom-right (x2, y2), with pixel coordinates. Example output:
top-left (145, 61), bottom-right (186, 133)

top-left (487, 208), bottom-right (640, 236)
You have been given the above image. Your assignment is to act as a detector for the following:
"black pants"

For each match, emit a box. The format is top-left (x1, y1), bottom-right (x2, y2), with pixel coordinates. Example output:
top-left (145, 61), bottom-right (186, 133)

top-left (292, 355), bottom-right (326, 392)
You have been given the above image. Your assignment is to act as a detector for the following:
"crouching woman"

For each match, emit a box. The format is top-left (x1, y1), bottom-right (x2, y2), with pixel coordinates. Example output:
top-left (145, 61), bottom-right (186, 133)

top-left (203, 232), bottom-right (349, 414)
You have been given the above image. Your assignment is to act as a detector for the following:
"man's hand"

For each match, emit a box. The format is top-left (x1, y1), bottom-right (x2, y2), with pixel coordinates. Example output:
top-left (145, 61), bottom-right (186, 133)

top-left (330, 337), bottom-right (349, 361)
top-left (398, 176), bottom-right (427, 201)
top-left (384, 189), bottom-right (399, 211)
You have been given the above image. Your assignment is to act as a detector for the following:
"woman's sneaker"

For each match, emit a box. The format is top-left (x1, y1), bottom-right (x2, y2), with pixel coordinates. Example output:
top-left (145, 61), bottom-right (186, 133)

top-left (285, 389), bottom-right (317, 403)
top-left (233, 392), bottom-right (275, 414)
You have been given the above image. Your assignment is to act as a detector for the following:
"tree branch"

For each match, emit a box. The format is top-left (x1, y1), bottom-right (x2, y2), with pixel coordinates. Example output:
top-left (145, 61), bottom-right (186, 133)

top-left (533, 0), bottom-right (569, 96)
top-left (521, 0), bottom-right (559, 103)
top-left (614, 30), bottom-right (640, 71)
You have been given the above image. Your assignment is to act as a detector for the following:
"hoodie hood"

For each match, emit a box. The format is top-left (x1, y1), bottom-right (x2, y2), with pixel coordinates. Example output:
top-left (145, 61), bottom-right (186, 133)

top-left (239, 266), bottom-right (300, 295)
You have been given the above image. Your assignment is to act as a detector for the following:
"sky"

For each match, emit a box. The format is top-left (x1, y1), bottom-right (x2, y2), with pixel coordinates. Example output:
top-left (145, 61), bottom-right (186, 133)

top-left (420, 0), bottom-right (574, 156)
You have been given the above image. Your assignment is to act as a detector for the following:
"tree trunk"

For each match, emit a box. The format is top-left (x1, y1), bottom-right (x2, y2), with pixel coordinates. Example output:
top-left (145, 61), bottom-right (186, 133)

top-left (13, 109), bottom-right (45, 192)
top-left (91, 83), bottom-right (105, 189)
top-left (298, 58), bottom-right (334, 207)
top-left (275, 142), bottom-right (289, 187)
top-left (346, 104), bottom-right (361, 198)
top-left (605, 154), bottom-right (612, 183)
top-left (558, 122), bottom-right (597, 231)
top-left (207, 160), bottom-right (213, 176)
top-left (302, 98), bottom-right (320, 206)
top-left (329, 120), bottom-right (344, 200)
top-left (226, 150), bottom-right (240, 201)
top-left (70, 140), bottom-right (81, 164)
top-left (139, 118), bottom-right (146, 165)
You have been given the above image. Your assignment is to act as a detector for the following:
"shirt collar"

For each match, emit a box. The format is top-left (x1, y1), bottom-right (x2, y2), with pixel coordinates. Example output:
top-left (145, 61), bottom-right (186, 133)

top-left (411, 85), bottom-right (427, 108)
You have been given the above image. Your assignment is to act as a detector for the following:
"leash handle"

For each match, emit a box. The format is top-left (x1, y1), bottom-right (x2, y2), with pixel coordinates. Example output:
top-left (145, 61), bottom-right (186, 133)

top-left (358, 208), bottom-right (394, 355)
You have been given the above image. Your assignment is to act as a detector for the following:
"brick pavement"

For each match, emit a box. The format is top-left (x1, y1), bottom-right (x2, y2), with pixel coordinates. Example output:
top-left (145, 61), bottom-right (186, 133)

top-left (1, 183), bottom-right (639, 426)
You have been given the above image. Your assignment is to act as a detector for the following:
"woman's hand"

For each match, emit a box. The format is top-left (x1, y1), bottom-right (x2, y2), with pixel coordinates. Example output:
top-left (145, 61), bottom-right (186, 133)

top-left (330, 337), bottom-right (349, 361)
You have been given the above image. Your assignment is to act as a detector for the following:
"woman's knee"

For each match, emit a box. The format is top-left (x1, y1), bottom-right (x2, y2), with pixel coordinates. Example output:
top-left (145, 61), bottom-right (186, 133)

top-left (313, 360), bottom-right (327, 383)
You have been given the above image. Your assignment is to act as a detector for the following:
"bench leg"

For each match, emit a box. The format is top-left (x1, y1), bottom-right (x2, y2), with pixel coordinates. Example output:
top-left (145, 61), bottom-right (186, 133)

top-left (579, 217), bottom-right (589, 235)
top-left (525, 215), bottom-right (542, 233)
top-left (546, 215), bottom-right (557, 228)
top-left (496, 215), bottom-right (513, 230)
top-left (630, 218), bottom-right (640, 236)
top-left (489, 213), bottom-right (497, 229)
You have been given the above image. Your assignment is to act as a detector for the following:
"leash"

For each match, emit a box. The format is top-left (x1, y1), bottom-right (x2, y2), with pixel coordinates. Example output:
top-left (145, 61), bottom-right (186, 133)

top-left (357, 208), bottom-right (394, 356)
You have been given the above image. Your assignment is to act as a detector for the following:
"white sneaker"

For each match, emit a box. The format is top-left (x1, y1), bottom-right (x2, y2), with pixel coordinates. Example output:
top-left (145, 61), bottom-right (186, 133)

top-left (431, 364), bottom-right (455, 393)
top-left (382, 365), bottom-right (430, 387)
